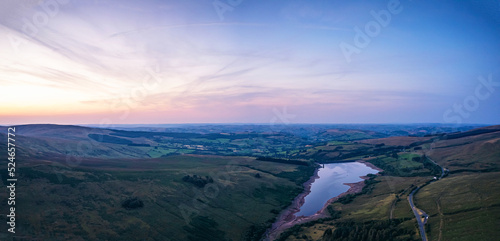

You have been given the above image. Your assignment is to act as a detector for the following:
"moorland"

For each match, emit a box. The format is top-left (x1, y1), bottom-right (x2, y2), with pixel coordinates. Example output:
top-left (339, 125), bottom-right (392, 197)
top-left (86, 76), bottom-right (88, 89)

top-left (0, 123), bottom-right (498, 241)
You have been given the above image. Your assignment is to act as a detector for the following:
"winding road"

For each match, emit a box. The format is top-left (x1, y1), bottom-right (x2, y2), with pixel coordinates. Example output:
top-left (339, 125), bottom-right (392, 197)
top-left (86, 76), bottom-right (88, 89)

top-left (428, 156), bottom-right (446, 179)
top-left (409, 186), bottom-right (429, 241)
top-left (408, 155), bottom-right (445, 241)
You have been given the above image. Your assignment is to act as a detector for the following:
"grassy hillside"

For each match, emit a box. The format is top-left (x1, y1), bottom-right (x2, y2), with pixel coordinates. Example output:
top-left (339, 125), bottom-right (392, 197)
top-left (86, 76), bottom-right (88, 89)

top-left (1, 124), bottom-right (497, 240)
top-left (411, 126), bottom-right (500, 241)
top-left (0, 155), bottom-right (314, 241)
top-left (426, 128), bottom-right (500, 173)
top-left (278, 126), bottom-right (500, 241)
top-left (359, 136), bottom-right (433, 146)
top-left (5, 124), bottom-right (390, 161)
top-left (414, 172), bottom-right (500, 241)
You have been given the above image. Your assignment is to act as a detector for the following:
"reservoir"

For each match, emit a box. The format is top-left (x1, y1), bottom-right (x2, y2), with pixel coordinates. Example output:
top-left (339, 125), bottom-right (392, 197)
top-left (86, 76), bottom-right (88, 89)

top-left (295, 162), bottom-right (379, 217)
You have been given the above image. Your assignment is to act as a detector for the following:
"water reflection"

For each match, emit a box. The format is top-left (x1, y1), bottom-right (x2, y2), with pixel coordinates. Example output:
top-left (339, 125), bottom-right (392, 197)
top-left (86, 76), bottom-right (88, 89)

top-left (295, 162), bottom-right (378, 217)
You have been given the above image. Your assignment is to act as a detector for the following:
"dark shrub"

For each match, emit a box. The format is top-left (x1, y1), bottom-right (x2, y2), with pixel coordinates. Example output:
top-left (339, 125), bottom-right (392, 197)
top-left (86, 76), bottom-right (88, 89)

top-left (122, 197), bottom-right (144, 210)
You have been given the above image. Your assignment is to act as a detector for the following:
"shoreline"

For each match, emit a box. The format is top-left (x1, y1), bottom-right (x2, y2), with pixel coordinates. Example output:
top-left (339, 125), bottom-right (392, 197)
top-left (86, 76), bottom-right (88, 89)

top-left (264, 160), bottom-right (381, 241)
top-left (357, 158), bottom-right (384, 172)
top-left (263, 166), bottom-right (320, 240)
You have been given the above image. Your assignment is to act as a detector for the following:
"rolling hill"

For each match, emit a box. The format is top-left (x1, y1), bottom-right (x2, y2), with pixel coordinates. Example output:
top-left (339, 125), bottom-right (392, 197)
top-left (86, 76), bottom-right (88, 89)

top-left (1, 124), bottom-right (498, 241)
top-left (276, 125), bottom-right (500, 241)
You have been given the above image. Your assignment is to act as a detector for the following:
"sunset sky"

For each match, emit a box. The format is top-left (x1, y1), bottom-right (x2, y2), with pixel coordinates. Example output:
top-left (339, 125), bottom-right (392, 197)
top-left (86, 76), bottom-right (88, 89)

top-left (1, 0), bottom-right (499, 125)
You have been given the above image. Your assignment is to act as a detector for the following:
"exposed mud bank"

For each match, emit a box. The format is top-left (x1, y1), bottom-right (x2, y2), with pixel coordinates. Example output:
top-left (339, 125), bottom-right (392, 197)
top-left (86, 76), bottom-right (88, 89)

top-left (263, 161), bottom-right (382, 241)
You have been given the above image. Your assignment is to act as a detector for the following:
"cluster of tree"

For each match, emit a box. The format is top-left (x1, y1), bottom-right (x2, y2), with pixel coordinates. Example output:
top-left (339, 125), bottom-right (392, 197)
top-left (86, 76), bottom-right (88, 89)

top-left (321, 219), bottom-right (416, 241)
top-left (327, 206), bottom-right (342, 219)
top-left (275, 214), bottom-right (343, 241)
top-left (328, 147), bottom-right (371, 161)
top-left (243, 224), bottom-right (269, 241)
top-left (182, 175), bottom-right (214, 188)
top-left (127, 143), bottom-right (151, 147)
top-left (271, 194), bottom-right (344, 240)
top-left (368, 157), bottom-right (429, 177)
top-left (319, 145), bottom-right (406, 162)
top-left (368, 158), bottom-right (398, 175)
top-left (443, 128), bottom-right (500, 140)
top-left (362, 175), bottom-right (380, 193)
top-left (121, 197), bottom-right (144, 210)
top-left (275, 224), bottom-right (307, 241)
top-left (337, 193), bottom-right (356, 204)
top-left (276, 196), bottom-right (410, 241)
top-left (336, 175), bottom-right (380, 204)
top-left (276, 165), bottom-right (316, 185)
top-left (421, 156), bottom-right (442, 176)
top-left (256, 156), bottom-right (309, 166)
top-left (88, 134), bottom-right (133, 145)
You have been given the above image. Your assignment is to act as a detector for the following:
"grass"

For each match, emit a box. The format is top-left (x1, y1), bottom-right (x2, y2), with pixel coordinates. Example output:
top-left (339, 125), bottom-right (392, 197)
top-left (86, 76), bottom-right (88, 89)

top-left (0, 155), bottom-right (313, 241)
top-left (147, 147), bottom-right (178, 158)
top-left (176, 149), bottom-right (195, 154)
top-left (398, 153), bottom-right (422, 166)
top-left (327, 141), bottom-right (351, 145)
top-left (439, 206), bottom-right (500, 241)
top-left (414, 172), bottom-right (500, 241)
top-left (426, 132), bottom-right (500, 172)
top-left (3, 125), bottom-right (498, 240)
top-left (216, 138), bottom-right (231, 143)
top-left (336, 175), bottom-right (428, 221)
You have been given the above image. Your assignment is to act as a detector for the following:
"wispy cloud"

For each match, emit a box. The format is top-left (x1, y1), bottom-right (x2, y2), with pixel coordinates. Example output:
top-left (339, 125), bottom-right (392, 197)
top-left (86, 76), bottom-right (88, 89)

top-left (1, 0), bottom-right (499, 124)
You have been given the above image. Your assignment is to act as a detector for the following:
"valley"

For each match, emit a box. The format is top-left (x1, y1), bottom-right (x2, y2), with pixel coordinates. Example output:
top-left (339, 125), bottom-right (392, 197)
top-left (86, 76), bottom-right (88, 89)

top-left (0, 124), bottom-right (498, 241)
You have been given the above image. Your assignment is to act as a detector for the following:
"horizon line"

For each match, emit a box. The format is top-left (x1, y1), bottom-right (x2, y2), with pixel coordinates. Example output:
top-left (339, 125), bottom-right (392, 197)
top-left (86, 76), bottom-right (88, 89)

top-left (1, 122), bottom-right (496, 127)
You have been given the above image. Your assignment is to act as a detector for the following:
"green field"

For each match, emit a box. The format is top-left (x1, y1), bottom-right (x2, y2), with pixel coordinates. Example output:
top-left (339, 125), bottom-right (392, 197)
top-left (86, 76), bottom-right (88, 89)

top-left (147, 147), bottom-right (178, 158)
top-left (398, 153), bottom-right (423, 169)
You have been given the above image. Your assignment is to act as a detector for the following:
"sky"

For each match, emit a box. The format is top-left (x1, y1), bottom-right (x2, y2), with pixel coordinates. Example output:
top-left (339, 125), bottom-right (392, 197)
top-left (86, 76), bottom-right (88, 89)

top-left (1, 0), bottom-right (499, 125)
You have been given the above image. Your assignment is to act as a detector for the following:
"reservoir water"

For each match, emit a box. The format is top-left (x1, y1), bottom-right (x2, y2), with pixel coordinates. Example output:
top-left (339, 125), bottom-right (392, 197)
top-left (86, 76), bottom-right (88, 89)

top-left (295, 162), bottom-right (379, 217)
